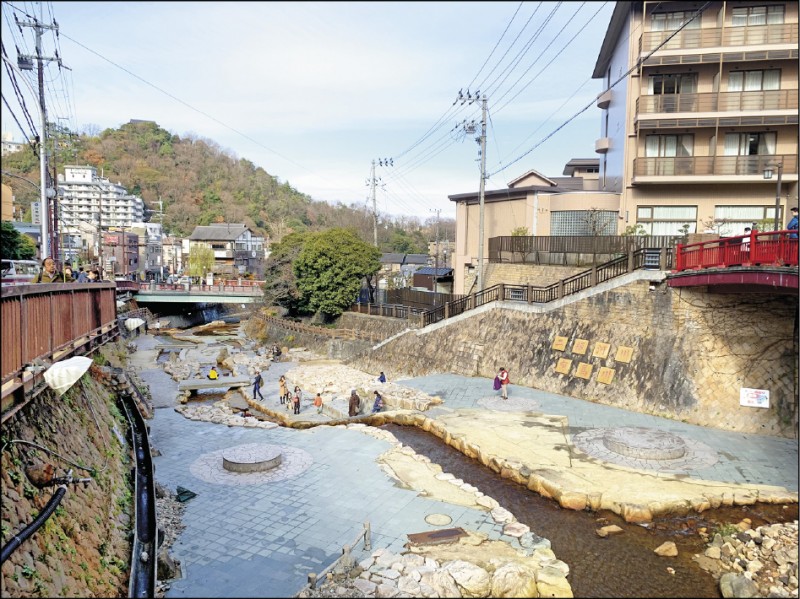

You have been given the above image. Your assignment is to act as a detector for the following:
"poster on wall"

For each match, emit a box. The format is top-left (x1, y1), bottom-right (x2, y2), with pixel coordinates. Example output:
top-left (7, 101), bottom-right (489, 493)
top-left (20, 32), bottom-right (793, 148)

top-left (739, 388), bottom-right (769, 409)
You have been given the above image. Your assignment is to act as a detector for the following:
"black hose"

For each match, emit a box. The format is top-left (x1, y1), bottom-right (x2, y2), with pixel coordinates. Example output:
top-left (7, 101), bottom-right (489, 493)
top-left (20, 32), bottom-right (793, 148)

top-left (1, 486), bottom-right (67, 564)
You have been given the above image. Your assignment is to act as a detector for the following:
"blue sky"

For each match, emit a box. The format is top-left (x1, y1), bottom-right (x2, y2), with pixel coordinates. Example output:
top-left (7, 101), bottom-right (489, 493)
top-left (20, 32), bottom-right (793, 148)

top-left (1, 1), bottom-right (615, 220)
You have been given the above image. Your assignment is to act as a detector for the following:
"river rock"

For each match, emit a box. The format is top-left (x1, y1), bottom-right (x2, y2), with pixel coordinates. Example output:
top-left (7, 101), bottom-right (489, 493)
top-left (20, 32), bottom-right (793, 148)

top-left (442, 560), bottom-right (491, 597)
top-left (719, 572), bottom-right (759, 598)
top-left (654, 541), bottom-right (678, 557)
top-left (490, 562), bottom-right (539, 597)
top-left (596, 525), bottom-right (624, 538)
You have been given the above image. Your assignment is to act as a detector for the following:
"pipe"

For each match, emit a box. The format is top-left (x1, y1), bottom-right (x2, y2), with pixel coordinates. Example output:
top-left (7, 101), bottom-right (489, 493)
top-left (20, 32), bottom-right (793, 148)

top-left (1, 485), bottom-right (67, 564)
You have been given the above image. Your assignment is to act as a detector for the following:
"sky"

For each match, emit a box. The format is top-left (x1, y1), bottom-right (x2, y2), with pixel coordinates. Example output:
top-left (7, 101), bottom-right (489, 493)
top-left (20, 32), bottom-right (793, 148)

top-left (1, 1), bottom-right (616, 221)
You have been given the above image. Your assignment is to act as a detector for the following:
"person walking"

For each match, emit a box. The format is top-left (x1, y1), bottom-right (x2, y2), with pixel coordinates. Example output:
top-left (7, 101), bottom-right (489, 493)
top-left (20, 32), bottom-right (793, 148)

top-left (63, 265), bottom-right (75, 282)
top-left (348, 389), bottom-right (361, 417)
top-left (498, 367), bottom-right (509, 400)
top-left (34, 257), bottom-right (65, 283)
top-left (788, 206), bottom-right (798, 239)
top-left (278, 376), bottom-right (288, 405)
top-left (76, 267), bottom-right (89, 283)
top-left (252, 372), bottom-right (264, 401)
top-left (313, 392), bottom-right (323, 414)
top-left (292, 388), bottom-right (301, 415)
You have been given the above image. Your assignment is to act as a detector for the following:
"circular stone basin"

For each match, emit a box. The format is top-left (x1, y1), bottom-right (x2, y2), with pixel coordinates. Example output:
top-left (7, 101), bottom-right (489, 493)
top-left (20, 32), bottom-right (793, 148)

top-left (222, 445), bottom-right (282, 473)
top-left (602, 427), bottom-right (687, 460)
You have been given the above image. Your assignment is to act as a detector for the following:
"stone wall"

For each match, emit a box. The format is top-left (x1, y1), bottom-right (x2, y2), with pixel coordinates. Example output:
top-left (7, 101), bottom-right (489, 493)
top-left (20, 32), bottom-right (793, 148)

top-left (484, 263), bottom-right (584, 288)
top-left (0, 372), bottom-right (133, 597)
top-left (349, 279), bottom-right (798, 438)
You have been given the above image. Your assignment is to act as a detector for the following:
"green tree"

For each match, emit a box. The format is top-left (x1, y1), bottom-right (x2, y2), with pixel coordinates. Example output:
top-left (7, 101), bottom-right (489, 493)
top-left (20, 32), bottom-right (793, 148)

top-left (294, 228), bottom-right (381, 319)
top-left (511, 227), bottom-right (529, 236)
top-left (261, 232), bottom-right (307, 314)
top-left (1, 221), bottom-right (35, 259)
top-left (186, 243), bottom-right (215, 278)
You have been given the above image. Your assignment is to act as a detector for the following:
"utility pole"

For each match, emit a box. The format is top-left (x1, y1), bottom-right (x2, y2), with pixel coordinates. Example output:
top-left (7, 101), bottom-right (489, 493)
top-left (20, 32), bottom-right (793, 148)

top-left (370, 160), bottom-right (378, 247)
top-left (430, 208), bottom-right (440, 293)
top-left (17, 8), bottom-right (63, 259)
top-left (454, 89), bottom-right (487, 292)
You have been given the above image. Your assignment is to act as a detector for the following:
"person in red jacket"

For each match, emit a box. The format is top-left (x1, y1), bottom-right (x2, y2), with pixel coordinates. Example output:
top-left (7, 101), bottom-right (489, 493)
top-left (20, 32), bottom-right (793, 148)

top-left (498, 367), bottom-right (509, 400)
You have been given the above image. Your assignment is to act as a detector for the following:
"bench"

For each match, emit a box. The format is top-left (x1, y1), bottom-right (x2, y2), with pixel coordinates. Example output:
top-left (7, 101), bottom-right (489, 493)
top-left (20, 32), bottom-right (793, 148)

top-left (178, 376), bottom-right (251, 396)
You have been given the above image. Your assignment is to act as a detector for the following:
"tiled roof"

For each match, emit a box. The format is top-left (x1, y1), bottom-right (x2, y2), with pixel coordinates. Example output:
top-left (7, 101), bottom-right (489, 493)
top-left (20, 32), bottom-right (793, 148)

top-left (189, 224), bottom-right (249, 241)
top-left (414, 267), bottom-right (453, 276)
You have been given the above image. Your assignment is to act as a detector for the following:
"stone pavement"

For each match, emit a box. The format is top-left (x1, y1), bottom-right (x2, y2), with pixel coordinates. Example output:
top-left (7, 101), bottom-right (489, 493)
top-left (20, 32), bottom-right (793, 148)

top-left (128, 334), bottom-right (798, 598)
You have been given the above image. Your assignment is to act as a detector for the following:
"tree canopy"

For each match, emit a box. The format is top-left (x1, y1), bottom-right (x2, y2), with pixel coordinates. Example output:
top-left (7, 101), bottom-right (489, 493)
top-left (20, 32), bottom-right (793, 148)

top-left (293, 228), bottom-right (381, 319)
top-left (1, 221), bottom-right (36, 260)
top-left (261, 231), bottom-right (307, 314)
top-left (186, 243), bottom-right (214, 278)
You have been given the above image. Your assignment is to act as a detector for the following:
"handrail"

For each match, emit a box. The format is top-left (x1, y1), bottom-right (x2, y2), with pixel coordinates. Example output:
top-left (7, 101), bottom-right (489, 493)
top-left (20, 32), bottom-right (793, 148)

top-left (675, 229), bottom-right (799, 271)
top-left (295, 521), bottom-right (371, 596)
top-left (254, 314), bottom-right (382, 344)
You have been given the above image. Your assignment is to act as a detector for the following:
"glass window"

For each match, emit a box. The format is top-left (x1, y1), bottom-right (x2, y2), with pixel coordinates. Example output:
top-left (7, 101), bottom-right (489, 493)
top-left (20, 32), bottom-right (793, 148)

top-left (550, 210), bottom-right (618, 236)
top-left (645, 135), bottom-right (694, 157)
top-left (648, 73), bottom-right (697, 94)
top-left (729, 70), bottom-right (781, 91)
top-left (713, 205), bottom-right (779, 234)
top-left (636, 206), bottom-right (697, 235)
top-left (732, 5), bottom-right (784, 26)
top-left (723, 132), bottom-right (776, 156)
top-left (651, 10), bottom-right (702, 31)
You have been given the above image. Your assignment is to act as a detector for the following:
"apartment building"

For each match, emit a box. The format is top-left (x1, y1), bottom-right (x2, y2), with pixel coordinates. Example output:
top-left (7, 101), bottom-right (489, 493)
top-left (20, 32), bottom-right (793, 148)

top-left (1, 132), bottom-right (24, 157)
top-left (593, 0), bottom-right (798, 236)
top-left (57, 165), bottom-right (145, 231)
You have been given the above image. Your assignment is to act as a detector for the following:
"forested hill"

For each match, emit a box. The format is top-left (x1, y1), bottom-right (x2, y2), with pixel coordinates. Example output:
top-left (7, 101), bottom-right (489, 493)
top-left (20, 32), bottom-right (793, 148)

top-left (2, 120), bottom-right (452, 249)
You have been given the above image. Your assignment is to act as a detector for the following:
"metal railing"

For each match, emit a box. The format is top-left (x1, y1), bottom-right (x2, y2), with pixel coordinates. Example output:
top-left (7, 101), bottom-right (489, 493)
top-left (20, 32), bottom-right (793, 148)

top-left (488, 235), bottom-right (681, 263)
top-left (640, 22), bottom-right (798, 52)
top-left (634, 154), bottom-right (798, 178)
top-left (253, 313), bottom-right (383, 343)
top-left (136, 281), bottom-right (264, 295)
top-left (637, 89), bottom-right (798, 114)
top-left (295, 521), bottom-right (371, 596)
top-left (675, 230), bottom-right (799, 270)
top-left (1, 282), bottom-right (119, 408)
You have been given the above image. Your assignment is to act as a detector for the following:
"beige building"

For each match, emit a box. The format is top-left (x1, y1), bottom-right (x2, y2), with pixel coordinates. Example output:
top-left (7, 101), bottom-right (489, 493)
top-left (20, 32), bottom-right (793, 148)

top-left (593, 0), bottom-right (798, 236)
top-left (449, 159), bottom-right (619, 294)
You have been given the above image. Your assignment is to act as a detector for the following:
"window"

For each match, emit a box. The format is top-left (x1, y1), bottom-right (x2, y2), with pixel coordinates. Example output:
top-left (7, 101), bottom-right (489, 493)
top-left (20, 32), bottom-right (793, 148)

top-left (648, 73), bottom-right (697, 94)
top-left (645, 135), bottom-right (694, 157)
top-left (651, 11), bottom-right (702, 31)
top-left (728, 70), bottom-right (780, 91)
top-left (550, 210), bottom-right (618, 236)
top-left (723, 132), bottom-right (776, 156)
top-left (731, 5), bottom-right (784, 26)
top-left (713, 205), bottom-right (779, 234)
top-left (637, 206), bottom-right (697, 235)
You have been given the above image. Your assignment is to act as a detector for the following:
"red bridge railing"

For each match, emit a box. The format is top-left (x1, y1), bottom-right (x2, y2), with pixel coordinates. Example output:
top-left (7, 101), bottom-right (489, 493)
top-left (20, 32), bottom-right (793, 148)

top-left (675, 230), bottom-right (799, 272)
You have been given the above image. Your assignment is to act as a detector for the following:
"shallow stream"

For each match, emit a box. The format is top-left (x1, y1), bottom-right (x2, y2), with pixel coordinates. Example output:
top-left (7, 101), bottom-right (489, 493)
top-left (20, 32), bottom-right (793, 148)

top-left (383, 423), bottom-right (797, 598)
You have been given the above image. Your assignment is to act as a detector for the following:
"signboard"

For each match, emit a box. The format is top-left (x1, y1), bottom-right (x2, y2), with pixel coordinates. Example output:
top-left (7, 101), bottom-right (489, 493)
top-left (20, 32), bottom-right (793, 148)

top-left (597, 367), bottom-right (615, 384)
top-left (554, 358), bottom-right (572, 374)
top-left (572, 339), bottom-right (589, 355)
top-left (552, 336), bottom-right (568, 351)
top-left (575, 362), bottom-right (593, 379)
top-left (615, 346), bottom-right (634, 363)
top-left (739, 388), bottom-right (769, 409)
top-left (592, 342), bottom-right (611, 359)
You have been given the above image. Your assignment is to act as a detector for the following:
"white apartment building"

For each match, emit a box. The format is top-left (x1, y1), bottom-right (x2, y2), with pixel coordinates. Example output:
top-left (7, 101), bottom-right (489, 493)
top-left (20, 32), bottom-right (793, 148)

top-left (593, 1), bottom-right (798, 236)
top-left (57, 165), bottom-right (145, 231)
top-left (1, 132), bottom-right (24, 156)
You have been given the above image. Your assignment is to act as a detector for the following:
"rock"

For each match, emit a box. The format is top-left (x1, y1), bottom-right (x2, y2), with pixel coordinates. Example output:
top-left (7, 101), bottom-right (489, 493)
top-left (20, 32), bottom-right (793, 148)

top-left (490, 562), bottom-right (539, 598)
top-left (442, 560), bottom-right (491, 597)
top-left (157, 547), bottom-right (181, 580)
top-left (719, 572), bottom-right (759, 598)
top-left (596, 525), bottom-right (624, 538)
top-left (654, 542), bottom-right (678, 557)
top-left (503, 522), bottom-right (530, 538)
top-left (535, 565), bottom-right (574, 598)
top-left (420, 570), bottom-right (462, 598)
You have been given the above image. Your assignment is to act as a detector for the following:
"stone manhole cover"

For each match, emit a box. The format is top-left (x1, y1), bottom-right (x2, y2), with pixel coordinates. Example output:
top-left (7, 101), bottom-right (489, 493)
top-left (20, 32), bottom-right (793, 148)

top-left (476, 396), bottom-right (540, 412)
top-left (190, 443), bottom-right (313, 485)
top-left (424, 513), bottom-right (453, 526)
top-left (572, 427), bottom-right (718, 473)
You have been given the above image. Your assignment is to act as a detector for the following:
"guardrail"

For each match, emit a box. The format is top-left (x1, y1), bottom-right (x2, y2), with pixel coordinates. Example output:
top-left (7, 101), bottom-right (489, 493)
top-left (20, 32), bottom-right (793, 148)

top-left (136, 282), bottom-right (264, 295)
top-left (675, 230), bottom-right (799, 271)
top-left (1, 282), bottom-right (119, 412)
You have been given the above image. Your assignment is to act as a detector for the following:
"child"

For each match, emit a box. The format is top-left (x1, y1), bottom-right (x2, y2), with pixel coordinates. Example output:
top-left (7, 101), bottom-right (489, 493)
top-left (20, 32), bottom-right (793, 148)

top-left (314, 393), bottom-right (323, 414)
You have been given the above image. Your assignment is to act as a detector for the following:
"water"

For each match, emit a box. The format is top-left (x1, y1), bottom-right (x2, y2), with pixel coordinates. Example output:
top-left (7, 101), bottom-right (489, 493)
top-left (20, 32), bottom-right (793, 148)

top-left (383, 423), bottom-right (797, 598)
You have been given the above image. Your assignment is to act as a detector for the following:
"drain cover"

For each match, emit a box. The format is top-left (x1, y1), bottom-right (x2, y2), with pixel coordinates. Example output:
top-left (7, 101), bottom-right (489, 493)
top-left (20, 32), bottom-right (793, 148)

top-left (407, 527), bottom-right (467, 546)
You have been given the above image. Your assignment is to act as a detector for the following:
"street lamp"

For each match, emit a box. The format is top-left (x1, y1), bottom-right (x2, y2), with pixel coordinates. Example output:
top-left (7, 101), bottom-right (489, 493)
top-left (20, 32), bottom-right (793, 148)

top-left (763, 162), bottom-right (783, 231)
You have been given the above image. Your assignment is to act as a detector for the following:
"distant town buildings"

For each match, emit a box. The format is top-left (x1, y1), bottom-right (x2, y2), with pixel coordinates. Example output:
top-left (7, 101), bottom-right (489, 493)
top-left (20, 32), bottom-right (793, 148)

top-left (187, 224), bottom-right (265, 278)
top-left (1, 132), bottom-right (24, 157)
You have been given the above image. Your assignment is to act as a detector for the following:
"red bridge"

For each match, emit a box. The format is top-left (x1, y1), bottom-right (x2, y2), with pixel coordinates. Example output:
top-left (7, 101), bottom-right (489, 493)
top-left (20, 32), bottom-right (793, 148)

top-left (671, 229), bottom-right (798, 292)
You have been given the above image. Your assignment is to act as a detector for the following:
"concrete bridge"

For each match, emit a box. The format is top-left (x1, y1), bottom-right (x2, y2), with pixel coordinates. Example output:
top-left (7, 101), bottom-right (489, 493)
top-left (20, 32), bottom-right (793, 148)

top-left (132, 280), bottom-right (264, 305)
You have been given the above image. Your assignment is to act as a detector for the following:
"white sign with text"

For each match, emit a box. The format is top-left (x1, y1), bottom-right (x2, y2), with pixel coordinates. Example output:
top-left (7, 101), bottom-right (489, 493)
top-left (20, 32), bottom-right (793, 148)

top-left (740, 387), bottom-right (769, 409)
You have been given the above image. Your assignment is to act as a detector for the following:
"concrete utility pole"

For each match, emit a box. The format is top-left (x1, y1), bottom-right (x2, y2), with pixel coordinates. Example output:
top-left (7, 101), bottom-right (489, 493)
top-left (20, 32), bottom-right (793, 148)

top-left (430, 208), bottom-right (440, 293)
top-left (370, 160), bottom-right (378, 247)
top-left (17, 8), bottom-right (62, 259)
top-left (477, 95), bottom-right (487, 293)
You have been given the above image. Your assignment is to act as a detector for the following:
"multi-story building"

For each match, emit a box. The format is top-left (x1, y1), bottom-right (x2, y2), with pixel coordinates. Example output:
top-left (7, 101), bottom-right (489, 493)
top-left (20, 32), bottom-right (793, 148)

top-left (162, 234), bottom-right (183, 277)
top-left (186, 224), bottom-right (265, 278)
top-left (129, 221), bottom-right (164, 280)
top-left (57, 166), bottom-right (145, 231)
top-left (101, 230), bottom-right (139, 278)
top-left (593, 0), bottom-right (798, 236)
top-left (1, 132), bottom-right (24, 156)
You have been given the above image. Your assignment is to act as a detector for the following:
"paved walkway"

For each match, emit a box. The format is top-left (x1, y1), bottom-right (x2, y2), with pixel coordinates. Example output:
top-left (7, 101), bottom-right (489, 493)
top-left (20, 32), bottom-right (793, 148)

top-left (130, 335), bottom-right (798, 598)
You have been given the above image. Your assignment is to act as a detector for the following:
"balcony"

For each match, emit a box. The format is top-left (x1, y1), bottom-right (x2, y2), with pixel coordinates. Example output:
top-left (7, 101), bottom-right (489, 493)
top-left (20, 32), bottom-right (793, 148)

top-left (636, 89), bottom-right (798, 115)
top-left (640, 23), bottom-right (798, 53)
top-left (633, 154), bottom-right (798, 181)
top-left (595, 137), bottom-right (611, 154)
top-left (596, 89), bottom-right (612, 109)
